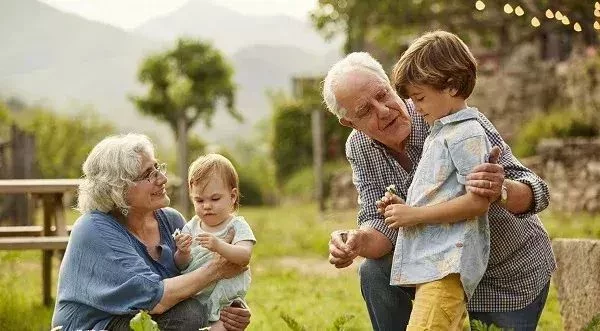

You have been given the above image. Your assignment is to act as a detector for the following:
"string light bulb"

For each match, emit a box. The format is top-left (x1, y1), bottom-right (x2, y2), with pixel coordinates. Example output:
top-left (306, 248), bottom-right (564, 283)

top-left (515, 6), bottom-right (524, 16)
top-left (596, 2), bottom-right (600, 10)
top-left (595, 21), bottom-right (600, 30)
top-left (555, 11), bottom-right (563, 20)
top-left (504, 4), bottom-right (513, 14)
top-left (595, 9), bottom-right (600, 17)
top-left (545, 9), bottom-right (554, 19)
top-left (531, 17), bottom-right (541, 27)
top-left (475, 1), bottom-right (485, 11)
top-left (574, 22), bottom-right (582, 32)
top-left (562, 16), bottom-right (570, 25)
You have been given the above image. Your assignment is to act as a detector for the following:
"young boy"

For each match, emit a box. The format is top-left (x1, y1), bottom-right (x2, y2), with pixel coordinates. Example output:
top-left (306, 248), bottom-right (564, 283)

top-left (380, 30), bottom-right (494, 330)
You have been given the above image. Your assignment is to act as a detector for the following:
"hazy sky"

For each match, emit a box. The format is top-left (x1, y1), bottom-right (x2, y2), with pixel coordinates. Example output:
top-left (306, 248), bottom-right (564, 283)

top-left (41, 0), bottom-right (318, 30)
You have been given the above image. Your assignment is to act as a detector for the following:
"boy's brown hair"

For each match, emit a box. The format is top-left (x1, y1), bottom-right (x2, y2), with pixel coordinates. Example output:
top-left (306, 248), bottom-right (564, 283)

top-left (188, 153), bottom-right (240, 210)
top-left (392, 30), bottom-right (477, 100)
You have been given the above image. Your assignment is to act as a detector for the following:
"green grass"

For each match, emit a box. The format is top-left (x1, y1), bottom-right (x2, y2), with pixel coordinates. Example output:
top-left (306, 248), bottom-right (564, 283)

top-left (1, 205), bottom-right (599, 330)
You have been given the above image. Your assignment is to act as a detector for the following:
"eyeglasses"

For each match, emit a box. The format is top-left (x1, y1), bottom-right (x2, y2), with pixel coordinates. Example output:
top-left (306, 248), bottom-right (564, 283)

top-left (135, 163), bottom-right (167, 183)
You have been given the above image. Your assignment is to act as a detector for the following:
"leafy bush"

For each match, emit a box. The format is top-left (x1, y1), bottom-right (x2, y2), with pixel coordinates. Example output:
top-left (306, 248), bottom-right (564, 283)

top-left (17, 106), bottom-right (116, 179)
top-left (513, 109), bottom-right (598, 157)
top-left (281, 161), bottom-right (348, 203)
top-left (271, 93), bottom-right (350, 184)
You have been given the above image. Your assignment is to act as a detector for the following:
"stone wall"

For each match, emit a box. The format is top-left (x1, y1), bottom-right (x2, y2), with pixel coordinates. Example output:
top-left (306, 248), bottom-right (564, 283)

top-left (523, 138), bottom-right (600, 213)
top-left (552, 239), bottom-right (600, 330)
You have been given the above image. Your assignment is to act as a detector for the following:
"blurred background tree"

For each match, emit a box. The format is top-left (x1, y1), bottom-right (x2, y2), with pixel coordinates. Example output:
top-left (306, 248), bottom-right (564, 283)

top-left (311, 0), bottom-right (597, 66)
top-left (131, 38), bottom-right (241, 213)
top-left (17, 106), bottom-right (115, 179)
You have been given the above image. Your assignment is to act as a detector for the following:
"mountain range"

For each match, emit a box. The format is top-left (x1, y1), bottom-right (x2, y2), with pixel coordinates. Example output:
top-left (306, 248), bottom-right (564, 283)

top-left (0, 0), bottom-right (342, 145)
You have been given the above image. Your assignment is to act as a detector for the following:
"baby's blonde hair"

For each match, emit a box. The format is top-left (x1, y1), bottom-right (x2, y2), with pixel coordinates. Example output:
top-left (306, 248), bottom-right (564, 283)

top-left (188, 153), bottom-right (240, 210)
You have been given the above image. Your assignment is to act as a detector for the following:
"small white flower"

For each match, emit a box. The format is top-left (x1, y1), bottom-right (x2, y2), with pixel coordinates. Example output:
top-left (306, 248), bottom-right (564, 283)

top-left (172, 228), bottom-right (181, 239)
top-left (386, 184), bottom-right (398, 195)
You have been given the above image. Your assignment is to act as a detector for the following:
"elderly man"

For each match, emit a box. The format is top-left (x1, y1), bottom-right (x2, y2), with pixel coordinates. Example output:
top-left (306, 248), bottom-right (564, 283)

top-left (323, 52), bottom-right (555, 330)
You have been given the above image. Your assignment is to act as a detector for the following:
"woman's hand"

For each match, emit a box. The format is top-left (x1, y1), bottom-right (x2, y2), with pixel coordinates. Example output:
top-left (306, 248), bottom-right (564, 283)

top-left (174, 233), bottom-right (192, 254)
top-left (211, 252), bottom-right (246, 280)
top-left (220, 305), bottom-right (251, 330)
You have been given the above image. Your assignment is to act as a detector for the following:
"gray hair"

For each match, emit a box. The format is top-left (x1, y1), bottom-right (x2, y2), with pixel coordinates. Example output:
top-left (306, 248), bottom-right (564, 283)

top-left (77, 133), bottom-right (154, 214)
top-left (323, 52), bottom-right (391, 119)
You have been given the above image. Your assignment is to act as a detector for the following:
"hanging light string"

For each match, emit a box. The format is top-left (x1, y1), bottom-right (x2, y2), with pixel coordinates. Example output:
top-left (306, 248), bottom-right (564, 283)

top-left (474, 1), bottom-right (597, 32)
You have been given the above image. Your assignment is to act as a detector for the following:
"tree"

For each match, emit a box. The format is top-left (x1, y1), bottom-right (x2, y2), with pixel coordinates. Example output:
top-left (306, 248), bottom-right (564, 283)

top-left (131, 38), bottom-right (240, 213)
top-left (311, 0), bottom-right (597, 63)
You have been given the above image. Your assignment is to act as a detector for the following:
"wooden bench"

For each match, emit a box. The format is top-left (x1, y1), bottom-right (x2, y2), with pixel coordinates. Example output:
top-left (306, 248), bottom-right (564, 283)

top-left (0, 225), bottom-right (73, 237)
top-left (0, 236), bottom-right (69, 250)
top-left (0, 179), bottom-right (80, 306)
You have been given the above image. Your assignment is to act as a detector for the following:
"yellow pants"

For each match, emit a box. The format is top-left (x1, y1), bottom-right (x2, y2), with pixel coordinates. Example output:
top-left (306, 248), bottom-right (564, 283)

top-left (407, 273), bottom-right (467, 331)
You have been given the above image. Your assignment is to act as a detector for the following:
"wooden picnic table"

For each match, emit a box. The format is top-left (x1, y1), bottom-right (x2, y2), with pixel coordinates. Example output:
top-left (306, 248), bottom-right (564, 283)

top-left (0, 179), bottom-right (81, 306)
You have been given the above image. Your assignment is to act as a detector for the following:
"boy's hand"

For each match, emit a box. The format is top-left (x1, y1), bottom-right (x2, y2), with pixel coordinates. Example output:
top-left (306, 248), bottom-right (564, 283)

top-left (376, 191), bottom-right (406, 215)
top-left (196, 232), bottom-right (222, 252)
top-left (384, 203), bottom-right (419, 228)
top-left (174, 233), bottom-right (192, 254)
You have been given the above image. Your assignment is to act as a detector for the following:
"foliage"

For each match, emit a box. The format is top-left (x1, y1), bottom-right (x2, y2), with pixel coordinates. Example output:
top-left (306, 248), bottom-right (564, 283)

top-left (583, 313), bottom-right (600, 331)
top-left (271, 96), bottom-right (313, 183)
top-left (270, 93), bottom-right (350, 184)
top-left (513, 109), bottom-right (599, 157)
top-left (281, 161), bottom-right (348, 203)
top-left (280, 312), bottom-right (308, 331)
top-left (131, 38), bottom-right (240, 135)
top-left (17, 107), bottom-right (115, 179)
top-left (471, 320), bottom-right (510, 331)
top-left (311, 0), bottom-right (597, 64)
top-left (130, 310), bottom-right (159, 331)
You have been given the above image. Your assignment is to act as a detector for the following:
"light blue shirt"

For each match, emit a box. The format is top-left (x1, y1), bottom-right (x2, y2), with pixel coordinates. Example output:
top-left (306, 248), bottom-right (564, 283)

top-left (390, 107), bottom-right (491, 300)
top-left (51, 207), bottom-right (185, 331)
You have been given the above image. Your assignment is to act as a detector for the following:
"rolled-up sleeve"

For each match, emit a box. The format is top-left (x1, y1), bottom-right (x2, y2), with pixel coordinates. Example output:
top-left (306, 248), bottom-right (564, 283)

top-left (501, 141), bottom-right (550, 216)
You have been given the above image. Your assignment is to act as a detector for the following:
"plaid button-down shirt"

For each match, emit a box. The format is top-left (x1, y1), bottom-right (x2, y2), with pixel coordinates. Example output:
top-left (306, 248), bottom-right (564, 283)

top-left (346, 99), bottom-right (556, 312)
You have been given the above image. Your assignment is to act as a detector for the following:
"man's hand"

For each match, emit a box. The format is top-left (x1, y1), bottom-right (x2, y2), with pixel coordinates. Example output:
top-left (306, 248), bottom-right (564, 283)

top-left (466, 145), bottom-right (504, 201)
top-left (220, 305), bottom-right (251, 330)
top-left (174, 233), bottom-right (192, 255)
top-left (384, 203), bottom-right (420, 228)
top-left (196, 232), bottom-right (222, 252)
top-left (328, 229), bottom-right (366, 268)
top-left (376, 192), bottom-right (406, 215)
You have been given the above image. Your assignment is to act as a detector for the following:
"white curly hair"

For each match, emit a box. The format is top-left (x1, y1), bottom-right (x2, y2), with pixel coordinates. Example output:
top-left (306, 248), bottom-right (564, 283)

top-left (77, 133), bottom-right (154, 214)
top-left (323, 52), bottom-right (390, 119)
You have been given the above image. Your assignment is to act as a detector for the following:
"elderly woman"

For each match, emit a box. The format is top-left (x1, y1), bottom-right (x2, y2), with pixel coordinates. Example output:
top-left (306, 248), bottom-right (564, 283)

top-left (51, 134), bottom-right (251, 331)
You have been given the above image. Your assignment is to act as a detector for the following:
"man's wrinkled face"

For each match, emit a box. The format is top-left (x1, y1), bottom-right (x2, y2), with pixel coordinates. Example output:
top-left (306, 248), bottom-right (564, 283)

top-left (334, 69), bottom-right (412, 151)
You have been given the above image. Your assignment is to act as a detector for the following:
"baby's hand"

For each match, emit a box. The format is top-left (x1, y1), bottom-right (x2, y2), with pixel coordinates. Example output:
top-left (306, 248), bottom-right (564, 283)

top-left (196, 233), bottom-right (222, 252)
top-left (174, 233), bottom-right (192, 254)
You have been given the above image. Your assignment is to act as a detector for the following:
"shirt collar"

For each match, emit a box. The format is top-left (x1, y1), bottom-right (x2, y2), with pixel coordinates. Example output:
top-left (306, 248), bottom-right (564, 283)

top-left (438, 107), bottom-right (479, 125)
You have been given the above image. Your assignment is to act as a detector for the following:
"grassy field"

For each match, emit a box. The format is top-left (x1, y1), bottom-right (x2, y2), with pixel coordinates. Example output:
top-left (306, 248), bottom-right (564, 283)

top-left (0, 205), bottom-right (599, 330)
